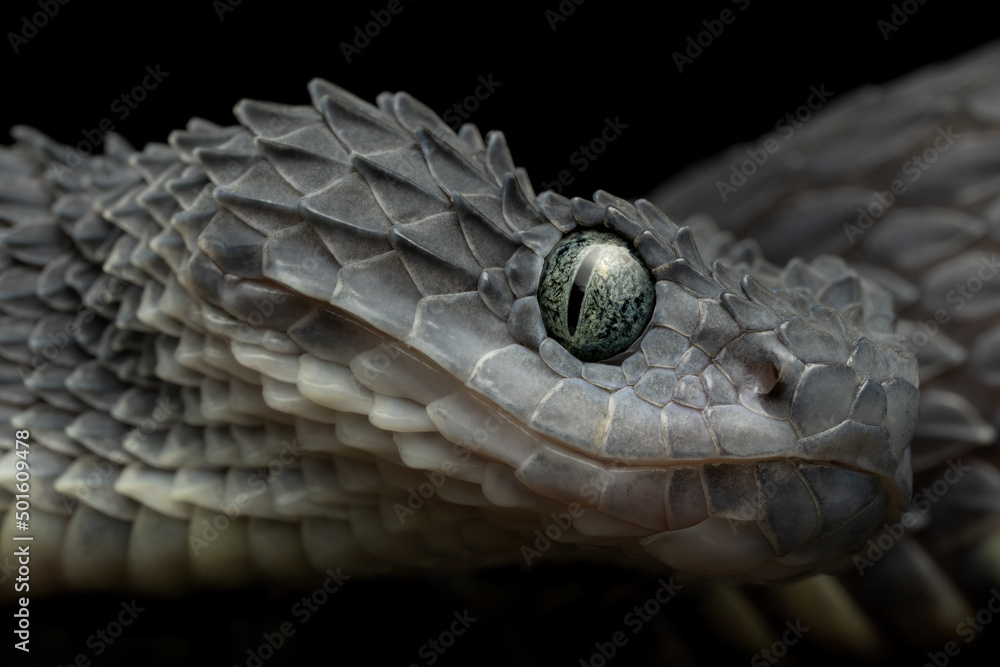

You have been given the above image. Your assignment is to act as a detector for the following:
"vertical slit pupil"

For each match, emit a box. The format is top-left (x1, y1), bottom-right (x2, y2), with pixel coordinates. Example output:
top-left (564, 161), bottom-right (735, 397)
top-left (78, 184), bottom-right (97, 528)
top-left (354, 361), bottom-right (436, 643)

top-left (567, 284), bottom-right (585, 336)
top-left (567, 247), bottom-right (601, 337)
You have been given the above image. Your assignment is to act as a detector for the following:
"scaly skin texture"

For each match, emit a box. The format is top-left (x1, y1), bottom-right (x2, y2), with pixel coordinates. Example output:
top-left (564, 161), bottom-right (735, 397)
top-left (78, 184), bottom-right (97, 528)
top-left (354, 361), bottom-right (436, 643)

top-left (0, 71), bottom-right (925, 659)
top-left (0, 10), bottom-right (996, 667)
top-left (648, 39), bottom-right (1000, 656)
top-left (0, 71), bottom-right (921, 592)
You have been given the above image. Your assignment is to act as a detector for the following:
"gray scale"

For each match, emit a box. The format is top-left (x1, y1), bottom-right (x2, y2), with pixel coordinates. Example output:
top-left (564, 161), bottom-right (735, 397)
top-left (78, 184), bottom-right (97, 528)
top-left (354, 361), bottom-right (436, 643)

top-left (11, 48), bottom-right (1000, 616)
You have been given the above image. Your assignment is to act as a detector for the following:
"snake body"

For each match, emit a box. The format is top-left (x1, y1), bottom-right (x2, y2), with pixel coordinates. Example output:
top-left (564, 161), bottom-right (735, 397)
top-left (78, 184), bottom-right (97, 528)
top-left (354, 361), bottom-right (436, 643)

top-left (1, 40), bottom-right (999, 660)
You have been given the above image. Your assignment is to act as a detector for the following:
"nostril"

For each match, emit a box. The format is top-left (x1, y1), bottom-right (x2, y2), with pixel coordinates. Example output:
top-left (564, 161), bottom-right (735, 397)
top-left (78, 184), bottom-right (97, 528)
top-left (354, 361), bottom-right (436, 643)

top-left (746, 361), bottom-right (780, 394)
top-left (716, 333), bottom-right (797, 403)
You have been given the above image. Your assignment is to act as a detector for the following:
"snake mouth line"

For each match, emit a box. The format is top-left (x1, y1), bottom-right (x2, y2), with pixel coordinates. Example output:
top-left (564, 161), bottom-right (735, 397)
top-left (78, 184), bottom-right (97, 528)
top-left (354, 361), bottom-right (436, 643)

top-left (634, 457), bottom-right (894, 581)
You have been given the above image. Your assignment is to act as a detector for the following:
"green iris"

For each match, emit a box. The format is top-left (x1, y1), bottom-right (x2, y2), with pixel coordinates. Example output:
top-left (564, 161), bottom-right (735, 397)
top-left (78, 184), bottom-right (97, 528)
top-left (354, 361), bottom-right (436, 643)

top-left (537, 230), bottom-right (655, 362)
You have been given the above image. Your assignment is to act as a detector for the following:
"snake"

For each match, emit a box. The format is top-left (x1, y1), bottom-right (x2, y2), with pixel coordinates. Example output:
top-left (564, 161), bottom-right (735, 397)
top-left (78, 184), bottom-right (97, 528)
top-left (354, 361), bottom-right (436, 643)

top-left (1, 38), bottom-right (999, 662)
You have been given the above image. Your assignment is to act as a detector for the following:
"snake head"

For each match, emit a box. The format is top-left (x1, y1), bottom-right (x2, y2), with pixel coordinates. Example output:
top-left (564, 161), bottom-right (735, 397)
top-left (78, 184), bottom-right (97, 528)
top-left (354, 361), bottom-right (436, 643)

top-left (201, 82), bottom-right (919, 583)
top-left (506, 192), bottom-right (919, 580)
top-left (402, 182), bottom-right (917, 581)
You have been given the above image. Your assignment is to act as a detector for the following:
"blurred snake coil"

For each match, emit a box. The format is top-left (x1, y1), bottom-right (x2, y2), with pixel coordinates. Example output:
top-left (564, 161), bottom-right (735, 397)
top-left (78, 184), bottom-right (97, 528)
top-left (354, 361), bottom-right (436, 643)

top-left (2, 40), bottom-right (1000, 663)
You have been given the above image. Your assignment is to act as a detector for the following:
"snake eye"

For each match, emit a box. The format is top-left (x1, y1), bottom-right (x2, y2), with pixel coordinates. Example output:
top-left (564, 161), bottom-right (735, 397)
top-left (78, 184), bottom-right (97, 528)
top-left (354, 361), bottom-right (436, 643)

top-left (537, 230), bottom-right (655, 362)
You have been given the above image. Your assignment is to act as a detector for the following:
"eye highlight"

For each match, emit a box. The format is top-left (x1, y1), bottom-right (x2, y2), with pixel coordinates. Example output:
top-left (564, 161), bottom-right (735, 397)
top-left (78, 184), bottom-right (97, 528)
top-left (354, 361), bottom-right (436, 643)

top-left (537, 230), bottom-right (655, 362)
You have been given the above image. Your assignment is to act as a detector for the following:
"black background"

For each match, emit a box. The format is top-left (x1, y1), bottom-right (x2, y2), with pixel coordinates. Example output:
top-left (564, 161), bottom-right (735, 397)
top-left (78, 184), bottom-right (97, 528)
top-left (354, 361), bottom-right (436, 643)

top-left (2, 0), bottom-right (998, 666)
top-left (3, 0), bottom-right (996, 201)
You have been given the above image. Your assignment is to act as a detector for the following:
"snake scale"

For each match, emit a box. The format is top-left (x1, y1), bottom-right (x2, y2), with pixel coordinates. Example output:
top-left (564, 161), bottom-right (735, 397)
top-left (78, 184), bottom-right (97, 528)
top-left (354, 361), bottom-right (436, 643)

top-left (2, 20), bottom-right (1000, 667)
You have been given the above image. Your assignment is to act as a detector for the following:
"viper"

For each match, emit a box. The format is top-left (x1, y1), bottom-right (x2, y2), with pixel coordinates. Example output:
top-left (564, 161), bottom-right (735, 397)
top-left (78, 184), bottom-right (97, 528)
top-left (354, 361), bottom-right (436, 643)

top-left (1, 37), bottom-right (998, 665)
